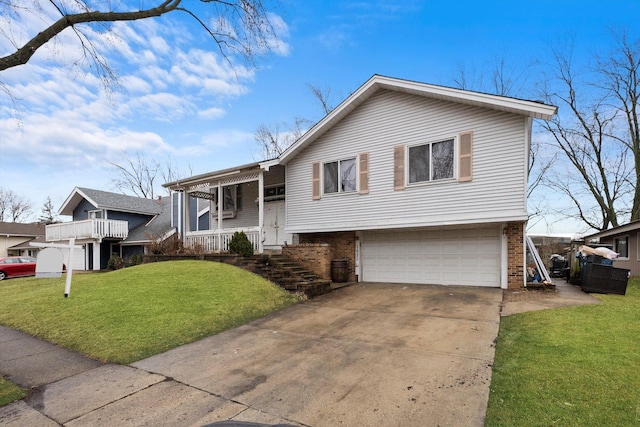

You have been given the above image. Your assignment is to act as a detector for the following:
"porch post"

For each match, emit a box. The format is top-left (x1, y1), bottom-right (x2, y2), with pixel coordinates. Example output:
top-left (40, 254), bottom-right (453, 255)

top-left (184, 192), bottom-right (190, 236)
top-left (217, 182), bottom-right (223, 252)
top-left (258, 170), bottom-right (264, 254)
top-left (93, 241), bottom-right (101, 271)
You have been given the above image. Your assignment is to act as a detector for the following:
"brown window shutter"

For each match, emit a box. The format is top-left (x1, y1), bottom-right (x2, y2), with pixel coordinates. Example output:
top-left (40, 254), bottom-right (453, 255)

top-left (359, 152), bottom-right (369, 194)
top-left (394, 145), bottom-right (405, 190)
top-left (312, 162), bottom-right (321, 200)
top-left (458, 131), bottom-right (473, 182)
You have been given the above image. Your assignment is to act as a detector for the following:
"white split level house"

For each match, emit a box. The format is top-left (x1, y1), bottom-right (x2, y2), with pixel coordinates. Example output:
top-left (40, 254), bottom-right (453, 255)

top-left (165, 74), bottom-right (557, 289)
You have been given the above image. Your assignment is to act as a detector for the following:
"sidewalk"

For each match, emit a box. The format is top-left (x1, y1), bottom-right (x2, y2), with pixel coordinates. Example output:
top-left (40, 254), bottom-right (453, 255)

top-left (501, 278), bottom-right (601, 316)
top-left (0, 327), bottom-right (104, 390)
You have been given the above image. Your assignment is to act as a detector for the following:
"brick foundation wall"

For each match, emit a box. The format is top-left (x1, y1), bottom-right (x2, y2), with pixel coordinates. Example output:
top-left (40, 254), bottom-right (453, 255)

top-left (506, 222), bottom-right (525, 289)
top-left (296, 232), bottom-right (357, 282)
top-left (282, 243), bottom-right (332, 280)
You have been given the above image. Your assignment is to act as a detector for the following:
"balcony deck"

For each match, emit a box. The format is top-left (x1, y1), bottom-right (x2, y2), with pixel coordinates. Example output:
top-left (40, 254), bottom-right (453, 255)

top-left (46, 219), bottom-right (129, 241)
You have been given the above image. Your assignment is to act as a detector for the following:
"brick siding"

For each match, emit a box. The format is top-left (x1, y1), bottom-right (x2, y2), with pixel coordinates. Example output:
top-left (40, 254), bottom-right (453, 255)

top-left (282, 243), bottom-right (332, 280)
top-left (290, 232), bottom-right (357, 282)
top-left (506, 222), bottom-right (525, 289)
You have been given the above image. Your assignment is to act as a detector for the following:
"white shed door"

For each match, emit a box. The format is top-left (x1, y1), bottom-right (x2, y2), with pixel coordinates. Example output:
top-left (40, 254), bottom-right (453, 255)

top-left (361, 227), bottom-right (501, 287)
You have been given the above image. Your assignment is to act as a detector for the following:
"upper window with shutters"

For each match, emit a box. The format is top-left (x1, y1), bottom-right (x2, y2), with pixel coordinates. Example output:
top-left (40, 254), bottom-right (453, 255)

top-left (312, 153), bottom-right (370, 200)
top-left (394, 131), bottom-right (473, 190)
top-left (324, 158), bottom-right (356, 194)
top-left (408, 139), bottom-right (455, 184)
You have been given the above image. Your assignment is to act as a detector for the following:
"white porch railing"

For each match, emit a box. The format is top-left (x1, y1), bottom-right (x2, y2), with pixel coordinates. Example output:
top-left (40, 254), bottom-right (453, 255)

top-left (46, 219), bottom-right (129, 241)
top-left (184, 227), bottom-right (261, 253)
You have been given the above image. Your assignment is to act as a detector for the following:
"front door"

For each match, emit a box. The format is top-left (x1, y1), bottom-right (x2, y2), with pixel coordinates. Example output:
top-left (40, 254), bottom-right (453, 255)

top-left (263, 201), bottom-right (291, 247)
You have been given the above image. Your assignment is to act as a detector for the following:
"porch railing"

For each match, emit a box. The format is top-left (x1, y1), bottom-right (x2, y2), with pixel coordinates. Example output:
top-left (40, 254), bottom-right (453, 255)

top-left (46, 219), bottom-right (129, 241)
top-left (184, 227), bottom-right (261, 253)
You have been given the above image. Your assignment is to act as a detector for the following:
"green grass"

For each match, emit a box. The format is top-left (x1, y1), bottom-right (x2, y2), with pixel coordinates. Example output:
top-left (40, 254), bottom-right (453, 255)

top-left (486, 278), bottom-right (640, 426)
top-left (0, 261), bottom-right (299, 365)
top-left (0, 377), bottom-right (26, 406)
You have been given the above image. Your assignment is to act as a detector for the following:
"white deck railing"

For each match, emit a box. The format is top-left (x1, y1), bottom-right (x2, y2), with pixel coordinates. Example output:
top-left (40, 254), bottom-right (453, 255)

top-left (184, 227), bottom-right (261, 253)
top-left (46, 219), bottom-right (129, 241)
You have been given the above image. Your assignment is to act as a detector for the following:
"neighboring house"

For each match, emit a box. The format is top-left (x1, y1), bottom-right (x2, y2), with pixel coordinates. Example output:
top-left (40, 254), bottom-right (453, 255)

top-left (165, 75), bottom-right (557, 289)
top-left (584, 220), bottom-right (640, 277)
top-left (46, 187), bottom-right (175, 270)
top-left (0, 222), bottom-right (46, 257)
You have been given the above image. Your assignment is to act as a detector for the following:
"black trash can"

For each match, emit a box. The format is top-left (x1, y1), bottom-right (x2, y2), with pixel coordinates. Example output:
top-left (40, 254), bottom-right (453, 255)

top-left (581, 263), bottom-right (630, 295)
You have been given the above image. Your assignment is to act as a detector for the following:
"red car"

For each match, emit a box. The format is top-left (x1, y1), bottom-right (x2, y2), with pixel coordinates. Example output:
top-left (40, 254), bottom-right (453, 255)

top-left (0, 256), bottom-right (38, 280)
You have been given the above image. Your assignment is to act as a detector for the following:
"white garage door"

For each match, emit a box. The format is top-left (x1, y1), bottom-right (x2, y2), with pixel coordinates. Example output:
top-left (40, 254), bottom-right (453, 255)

top-left (361, 227), bottom-right (502, 287)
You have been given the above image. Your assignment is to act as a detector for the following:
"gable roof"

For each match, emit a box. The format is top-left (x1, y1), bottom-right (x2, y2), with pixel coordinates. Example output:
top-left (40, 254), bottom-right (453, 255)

top-left (123, 198), bottom-right (175, 245)
top-left (0, 222), bottom-right (45, 237)
top-left (59, 187), bottom-right (164, 217)
top-left (584, 219), bottom-right (640, 241)
top-left (279, 74), bottom-right (557, 165)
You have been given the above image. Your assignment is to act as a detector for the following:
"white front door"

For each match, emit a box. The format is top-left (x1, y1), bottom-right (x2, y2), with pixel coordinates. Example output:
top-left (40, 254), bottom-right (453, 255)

top-left (263, 201), bottom-right (291, 247)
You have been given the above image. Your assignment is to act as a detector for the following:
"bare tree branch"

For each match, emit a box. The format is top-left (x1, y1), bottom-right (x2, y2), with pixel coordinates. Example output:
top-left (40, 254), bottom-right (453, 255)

top-left (0, 0), bottom-right (277, 77)
top-left (538, 35), bottom-right (639, 231)
top-left (108, 153), bottom-right (190, 199)
top-left (0, 187), bottom-right (33, 222)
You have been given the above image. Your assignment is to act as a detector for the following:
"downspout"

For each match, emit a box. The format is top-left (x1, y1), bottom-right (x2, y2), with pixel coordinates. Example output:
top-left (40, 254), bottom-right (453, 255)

top-left (217, 182), bottom-right (223, 252)
top-left (258, 170), bottom-right (264, 254)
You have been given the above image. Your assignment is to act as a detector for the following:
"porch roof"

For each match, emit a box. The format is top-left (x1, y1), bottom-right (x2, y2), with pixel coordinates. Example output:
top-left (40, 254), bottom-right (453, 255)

top-left (163, 160), bottom-right (275, 192)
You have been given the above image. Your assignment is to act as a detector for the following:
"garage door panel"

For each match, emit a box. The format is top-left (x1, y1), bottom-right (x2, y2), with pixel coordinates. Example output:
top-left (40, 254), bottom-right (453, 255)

top-left (361, 227), bottom-right (501, 287)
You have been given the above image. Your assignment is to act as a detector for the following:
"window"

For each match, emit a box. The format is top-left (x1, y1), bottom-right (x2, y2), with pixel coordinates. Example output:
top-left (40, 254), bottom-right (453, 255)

top-left (614, 236), bottom-right (629, 258)
top-left (408, 139), bottom-right (454, 184)
top-left (324, 158), bottom-right (356, 194)
top-left (211, 185), bottom-right (241, 219)
top-left (88, 210), bottom-right (102, 219)
top-left (265, 184), bottom-right (285, 201)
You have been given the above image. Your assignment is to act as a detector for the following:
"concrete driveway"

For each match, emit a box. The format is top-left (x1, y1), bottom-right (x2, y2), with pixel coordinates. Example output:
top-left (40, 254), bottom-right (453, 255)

top-left (3, 282), bottom-right (502, 426)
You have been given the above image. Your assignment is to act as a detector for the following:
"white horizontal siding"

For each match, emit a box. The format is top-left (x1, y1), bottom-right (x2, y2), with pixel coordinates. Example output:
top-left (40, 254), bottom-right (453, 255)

top-left (210, 182), bottom-right (259, 229)
top-left (286, 89), bottom-right (529, 232)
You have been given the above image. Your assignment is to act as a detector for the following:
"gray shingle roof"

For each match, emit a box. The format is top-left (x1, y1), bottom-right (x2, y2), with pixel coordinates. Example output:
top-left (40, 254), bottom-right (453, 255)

top-left (0, 222), bottom-right (45, 237)
top-left (124, 198), bottom-right (174, 244)
top-left (76, 188), bottom-right (163, 215)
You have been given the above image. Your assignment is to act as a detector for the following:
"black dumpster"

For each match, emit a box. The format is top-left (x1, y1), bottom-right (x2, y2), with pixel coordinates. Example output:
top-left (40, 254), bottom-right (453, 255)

top-left (581, 263), bottom-right (630, 295)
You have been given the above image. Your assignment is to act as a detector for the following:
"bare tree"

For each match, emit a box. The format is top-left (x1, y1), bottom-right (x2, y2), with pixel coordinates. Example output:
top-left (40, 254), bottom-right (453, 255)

top-left (453, 57), bottom-right (539, 97)
top-left (254, 83), bottom-right (337, 160)
top-left (109, 153), bottom-right (189, 199)
top-left (254, 118), bottom-right (310, 159)
top-left (0, 187), bottom-right (33, 222)
top-left (597, 32), bottom-right (640, 221)
top-left (307, 83), bottom-right (335, 115)
top-left (0, 1), bottom-right (278, 77)
top-left (538, 34), bottom-right (639, 231)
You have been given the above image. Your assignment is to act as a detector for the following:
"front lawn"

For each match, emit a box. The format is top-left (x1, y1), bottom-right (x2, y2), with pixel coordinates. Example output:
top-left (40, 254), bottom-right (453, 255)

top-left (0, 260), bottom-right (299, 364)
top-left (486, 278), bottom-right (640, 426)
top-left (0, 377), bottom-right (26, 407)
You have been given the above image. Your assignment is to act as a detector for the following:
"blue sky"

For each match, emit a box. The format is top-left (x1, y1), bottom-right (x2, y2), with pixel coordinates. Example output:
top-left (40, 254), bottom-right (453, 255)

top-left (1, 0), bottom-right (639, 234)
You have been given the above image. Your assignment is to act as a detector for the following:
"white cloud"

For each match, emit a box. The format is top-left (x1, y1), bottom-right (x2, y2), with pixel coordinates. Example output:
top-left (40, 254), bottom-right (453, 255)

top-left (120, 75), bottom-right (153, 94)
top-left (0, 1), bottom-right (290, 206)
top-left (265, 13), bottom-right (292, 56)
top-left (198, 107), bottom-right (226, 120)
